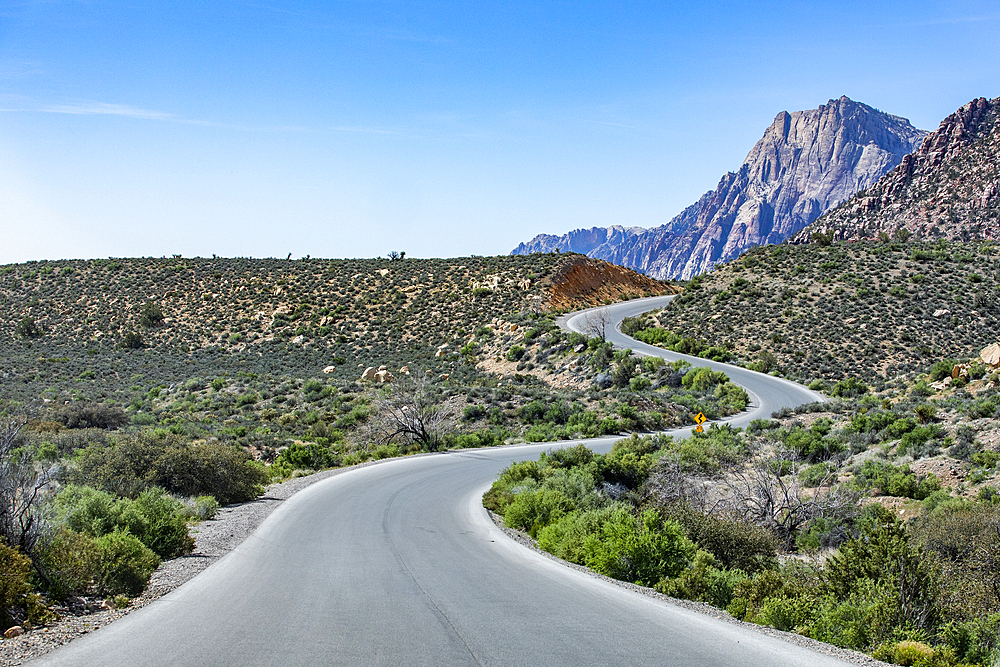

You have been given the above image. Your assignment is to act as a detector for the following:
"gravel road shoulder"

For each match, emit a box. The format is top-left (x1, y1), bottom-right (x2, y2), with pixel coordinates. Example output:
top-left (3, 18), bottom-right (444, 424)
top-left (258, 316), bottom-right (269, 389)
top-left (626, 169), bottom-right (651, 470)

top-left (0, 460), bottom-right (393, 667)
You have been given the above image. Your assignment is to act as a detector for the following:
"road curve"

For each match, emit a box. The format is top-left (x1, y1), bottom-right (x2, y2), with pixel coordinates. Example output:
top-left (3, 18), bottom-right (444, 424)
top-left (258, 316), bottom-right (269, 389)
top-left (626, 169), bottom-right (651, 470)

top-left (31, 298), bottom-right (840, 667)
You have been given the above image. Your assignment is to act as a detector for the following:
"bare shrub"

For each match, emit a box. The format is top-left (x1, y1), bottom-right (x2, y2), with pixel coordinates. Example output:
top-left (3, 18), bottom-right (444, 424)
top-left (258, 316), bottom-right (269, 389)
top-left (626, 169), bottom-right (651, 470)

top-left (367, 375), bottom-right (458, 452)
top-left (716, 452), bottom-right (859, 550)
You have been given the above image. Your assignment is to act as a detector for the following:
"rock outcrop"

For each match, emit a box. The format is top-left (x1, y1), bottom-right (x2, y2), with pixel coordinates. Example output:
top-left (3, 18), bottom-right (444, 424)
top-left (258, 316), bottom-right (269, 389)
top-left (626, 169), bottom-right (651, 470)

top-left (795, 97), bottom-right (1000, 243)
top-left (513, 97), bottom-right (927, 279)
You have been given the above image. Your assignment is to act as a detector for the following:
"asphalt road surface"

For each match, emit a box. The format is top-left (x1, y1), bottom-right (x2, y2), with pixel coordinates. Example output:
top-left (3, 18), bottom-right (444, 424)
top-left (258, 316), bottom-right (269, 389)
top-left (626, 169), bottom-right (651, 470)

top-left (31, 296), bottom-right (841, 667)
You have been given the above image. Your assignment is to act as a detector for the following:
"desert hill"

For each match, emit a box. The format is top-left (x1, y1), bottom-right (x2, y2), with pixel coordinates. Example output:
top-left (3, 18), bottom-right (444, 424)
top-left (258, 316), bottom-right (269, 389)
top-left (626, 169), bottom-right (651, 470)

top-left (627, 240), bottom-right (1000, 385)
top-left (0, 254), bottom-right (669, 403)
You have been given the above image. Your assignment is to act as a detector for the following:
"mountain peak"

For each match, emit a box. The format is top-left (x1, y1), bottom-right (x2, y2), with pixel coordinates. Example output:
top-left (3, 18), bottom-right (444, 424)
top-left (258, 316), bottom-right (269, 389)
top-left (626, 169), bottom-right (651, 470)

top-left (513, 97), bottom-right (927, 279)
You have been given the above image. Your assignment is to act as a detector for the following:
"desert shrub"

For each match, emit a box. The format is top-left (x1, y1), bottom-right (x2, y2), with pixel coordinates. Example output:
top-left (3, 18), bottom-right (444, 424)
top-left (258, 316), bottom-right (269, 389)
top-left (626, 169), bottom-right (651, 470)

top-left (582, 507), bottom-right (695, 586)
top-left (656, 550), bottom-right (747, 608)
top-left (53, 485), bottom-right (193, 559)
top-left (274, 442), bottom-right (339, 471)
top-left (50, 402), bottom-right (128, 430)
top-left (824, 506), bottom-right (940, 637)
top-left (138, 301), bottom-right (165, 328)
top-left (660, 503), bottom-right (778, 574)
top-left (599, 433), bottom-right (659, 488)
top-left (928, 360), bottom-right (956, 382)
top-left (15, 316), bottom-right (40, 339)
top-left (506, 346), bottom-right (526, 362)
top-left (681, 367), bottom-right (729, 392)
top-left (852, 460), bottom-right (940, 500)
top-left (783, 419), bottom-right (844, 462)
top-left (0, 542), bottom-right (31, 630)
top-left (503, 489), bottom-right (575, 538)
top-left (537, 505), bottom-right (620, 564)
top-left (35, 529), bottom-right (100, 598)
top-left (121, 331), bottom-right (144, 349)
top-left (69, 434), bottom-right (168, 498)
top-left (94, 530), bottom-right (160, 596)
top-left (154, 441), bottom-right (268, 504)
top-left (184, 495), bottom-right (220, 521)
top-left (830, 377), bottom-right (869, 397)
top-left (130, 488), bottom-right (194, 558)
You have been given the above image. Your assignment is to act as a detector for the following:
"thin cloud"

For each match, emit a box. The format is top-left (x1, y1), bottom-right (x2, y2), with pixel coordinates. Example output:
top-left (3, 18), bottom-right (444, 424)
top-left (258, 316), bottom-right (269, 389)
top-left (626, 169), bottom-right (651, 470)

top-left (42, 101), bottom-right (174, 120)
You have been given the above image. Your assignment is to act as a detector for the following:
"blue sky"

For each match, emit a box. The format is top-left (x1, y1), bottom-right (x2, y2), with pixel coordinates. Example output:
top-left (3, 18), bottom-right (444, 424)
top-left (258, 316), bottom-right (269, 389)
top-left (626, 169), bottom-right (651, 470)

top-left (1, 1), bottom-right (999, 263)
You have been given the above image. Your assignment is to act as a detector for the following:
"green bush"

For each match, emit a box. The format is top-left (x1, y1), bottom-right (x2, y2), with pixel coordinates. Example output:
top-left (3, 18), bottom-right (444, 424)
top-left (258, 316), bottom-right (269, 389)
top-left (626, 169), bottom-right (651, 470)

top-left (503, 489), bottom-right (575, 538)
top-left (154, 441), bottom-right (268, 505)
top-left (656, 550), bottom-right (747, 608)
top-left (830, 377), bottom-right (869, 397)
top-left (582, 507), bottom-right (694, 586)
top-left (660, 503), bottom-right (778, 574)
top-left (54, 485), bottom-right (193, 559)
top-left (0, 542), bottom-right (32, 630)
top-left (506, 346), bottom-right (526, 362)
top-left (94, 530), bottom-right (160, 596)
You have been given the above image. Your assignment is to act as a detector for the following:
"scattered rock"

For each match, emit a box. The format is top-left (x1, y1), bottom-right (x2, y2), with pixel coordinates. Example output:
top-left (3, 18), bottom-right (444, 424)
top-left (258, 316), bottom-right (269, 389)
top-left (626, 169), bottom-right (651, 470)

top-left (981, 342), bottom-right (1000, 366)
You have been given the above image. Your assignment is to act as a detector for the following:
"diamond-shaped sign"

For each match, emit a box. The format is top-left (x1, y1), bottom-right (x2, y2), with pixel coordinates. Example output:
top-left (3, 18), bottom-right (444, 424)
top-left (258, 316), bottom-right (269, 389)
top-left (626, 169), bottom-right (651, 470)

top-left (694, 412), bottom-right (707, 433)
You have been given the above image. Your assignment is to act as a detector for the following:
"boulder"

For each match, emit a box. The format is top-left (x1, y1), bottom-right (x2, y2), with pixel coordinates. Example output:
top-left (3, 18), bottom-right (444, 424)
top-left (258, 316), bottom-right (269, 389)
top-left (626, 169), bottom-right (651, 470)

top-left (360, 367), bottom-right (378, 381)
top-left (933, 309), bottom-right (951, 318)
top-left (399, 366), bottom-right (411, 375)
top-left (980, 342), bottom-right (1000, 366)
top-left (322, 366), bottom-right (337, 374)
top-left (374, 370), bottom-right (395, 384)
top-left (593, 373), bottom-right (612, 389)
top-left (4, 626), bottom-right (23, 639)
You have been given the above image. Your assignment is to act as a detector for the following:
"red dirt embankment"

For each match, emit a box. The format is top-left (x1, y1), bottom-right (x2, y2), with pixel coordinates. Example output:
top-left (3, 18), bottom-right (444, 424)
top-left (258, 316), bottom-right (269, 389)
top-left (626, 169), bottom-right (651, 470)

top-left (545, 255), bottom-right (678, 311)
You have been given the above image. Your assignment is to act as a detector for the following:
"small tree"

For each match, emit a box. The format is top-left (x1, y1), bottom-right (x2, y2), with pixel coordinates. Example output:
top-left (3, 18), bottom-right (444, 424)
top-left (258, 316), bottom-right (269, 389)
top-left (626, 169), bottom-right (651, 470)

top-left (719, 451), bottom-right (859, 551)
top-left (121, 331), bottom-right (144, 349)
top-left (139, 301), bottom-right (164, 329)
top-left (811, 231), bottom-right (834, 247)
top-left (15, 317), bottom-right (39, 339)
top-left (369, 375), bottom-right (457, 452)
top-left (583, 307), bottom-right (611, 342)
top-left (0, 415), bottom-right (54, 555)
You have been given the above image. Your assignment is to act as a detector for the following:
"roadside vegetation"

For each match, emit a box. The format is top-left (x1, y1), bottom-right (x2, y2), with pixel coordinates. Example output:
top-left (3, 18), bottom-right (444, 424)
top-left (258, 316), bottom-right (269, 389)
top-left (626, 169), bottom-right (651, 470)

top-left (486, 354), bottom-right (1000, 666)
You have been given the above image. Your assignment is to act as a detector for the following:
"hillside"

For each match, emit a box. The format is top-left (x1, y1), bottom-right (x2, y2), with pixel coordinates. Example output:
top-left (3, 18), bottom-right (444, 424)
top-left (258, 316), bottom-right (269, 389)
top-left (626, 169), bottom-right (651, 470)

top-left (0, 254), bottom-right (670, 404)
top-left (513, 96), bottom-right (926, 279)
top-left (797, 97), bottom-right (1000, 243)
top-left (629, 240), bottom-right (1000, 385)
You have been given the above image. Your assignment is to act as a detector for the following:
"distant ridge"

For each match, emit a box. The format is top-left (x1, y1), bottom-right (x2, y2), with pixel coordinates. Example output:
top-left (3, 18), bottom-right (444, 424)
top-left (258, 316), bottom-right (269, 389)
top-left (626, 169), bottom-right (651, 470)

top-left (512, 96), bottom-right (927, 279)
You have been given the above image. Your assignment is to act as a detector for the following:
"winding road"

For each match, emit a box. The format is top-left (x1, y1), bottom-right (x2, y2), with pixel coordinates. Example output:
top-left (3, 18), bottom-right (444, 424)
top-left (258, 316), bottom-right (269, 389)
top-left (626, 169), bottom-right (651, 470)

top-left (31, 296), bottom-right (838, 667)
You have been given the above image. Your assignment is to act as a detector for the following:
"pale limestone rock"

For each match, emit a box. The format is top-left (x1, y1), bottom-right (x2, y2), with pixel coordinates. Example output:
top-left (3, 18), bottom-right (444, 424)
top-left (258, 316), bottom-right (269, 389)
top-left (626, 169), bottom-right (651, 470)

top-left (980, 342), bottom-right (1000, 366)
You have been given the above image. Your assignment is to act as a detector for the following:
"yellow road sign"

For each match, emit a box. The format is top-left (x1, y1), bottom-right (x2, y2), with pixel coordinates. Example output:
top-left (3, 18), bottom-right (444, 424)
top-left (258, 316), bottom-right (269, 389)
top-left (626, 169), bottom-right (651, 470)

top-left (694, 412), bottom-right (707, 433)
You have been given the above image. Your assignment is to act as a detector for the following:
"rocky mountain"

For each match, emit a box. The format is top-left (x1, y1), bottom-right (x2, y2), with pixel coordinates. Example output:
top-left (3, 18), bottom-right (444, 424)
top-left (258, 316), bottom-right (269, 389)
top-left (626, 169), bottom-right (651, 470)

top-left (512, 96), bottom-right (927, 279)
top-left (795, 97), bottom-right (1000, 243)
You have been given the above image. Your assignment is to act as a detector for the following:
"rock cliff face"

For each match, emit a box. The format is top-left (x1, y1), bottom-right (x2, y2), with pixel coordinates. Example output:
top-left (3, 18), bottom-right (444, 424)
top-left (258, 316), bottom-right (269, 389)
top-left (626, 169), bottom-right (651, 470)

top-left (510, 225), bottom-right (645, 256)
top-left (795, 97), bottom-right (1000, 243)
top-left (512, 97), bottom-right (927, 279)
